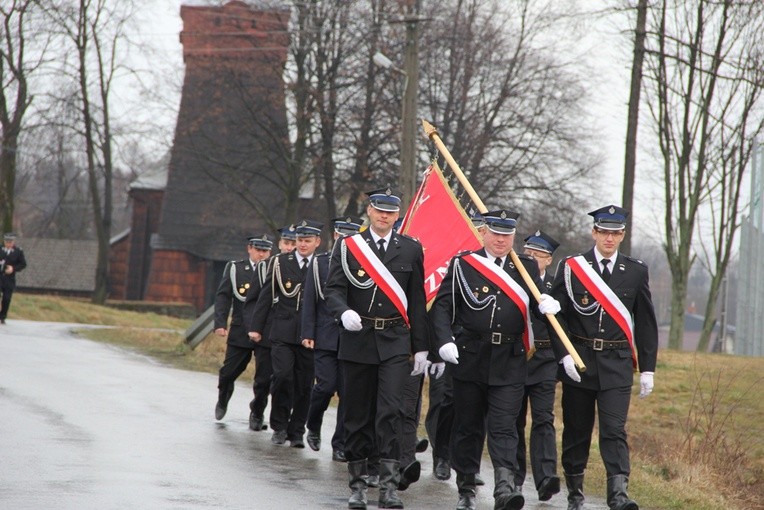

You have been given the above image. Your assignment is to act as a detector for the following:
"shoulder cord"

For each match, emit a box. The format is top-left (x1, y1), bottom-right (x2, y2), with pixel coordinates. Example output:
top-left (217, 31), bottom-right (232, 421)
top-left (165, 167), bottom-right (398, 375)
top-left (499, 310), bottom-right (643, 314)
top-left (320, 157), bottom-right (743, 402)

top-left (257, 260), bottom-right (268, 286)
top-left (452, 257), bottom-right (496, 325)
top-left (272, 256), bottom-right (301, 303)
top-left (229, 261), bottom-right (247, 302)
top-left (340, 240), bottom-right (375, 290)
top-left (313, 258), bottom-right (324, 301)
top-left (564, 261), bottom-right (600, 316)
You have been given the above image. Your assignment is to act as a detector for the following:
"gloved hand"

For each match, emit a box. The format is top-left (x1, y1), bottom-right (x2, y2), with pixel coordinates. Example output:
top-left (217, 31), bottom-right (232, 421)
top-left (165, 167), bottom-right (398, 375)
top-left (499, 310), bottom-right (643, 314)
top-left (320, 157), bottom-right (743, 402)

top-left (429, 362), bottom-right (446, 379)
top-left (561, 354), bottom-right (581, 382)
top-left (538, 294), bottom-right (561, 315)
top-left (410, 351), bottom-right (431, 376)
top-left (439, 342), bottom-right (459, 365)
top-left (341, 310), bottom-right (363, 331)
top-left (640, 372), bottom-right (654, 398)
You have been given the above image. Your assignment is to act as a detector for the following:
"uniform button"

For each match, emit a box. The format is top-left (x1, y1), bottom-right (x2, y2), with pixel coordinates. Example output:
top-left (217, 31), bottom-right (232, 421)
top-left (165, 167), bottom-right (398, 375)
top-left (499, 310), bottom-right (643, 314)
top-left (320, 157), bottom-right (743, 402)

top-left (378, 303), bottom-right (382, 307)
top-left (497, 323), bottom-right (501, 327)
top-left (497, 307), bottom-right (501, 311)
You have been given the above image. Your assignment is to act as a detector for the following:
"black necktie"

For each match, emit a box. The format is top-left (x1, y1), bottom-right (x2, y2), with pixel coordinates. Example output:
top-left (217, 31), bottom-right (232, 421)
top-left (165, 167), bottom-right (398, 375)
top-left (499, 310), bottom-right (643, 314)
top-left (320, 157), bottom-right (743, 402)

top-left (300, 258), bottom-right (309, 277)
top-left (494, 257), bottom-right (502, 267)
top-left (601, 259), bottom-right (611, 283)
top-left (378, 239), bottom-right (386, 258)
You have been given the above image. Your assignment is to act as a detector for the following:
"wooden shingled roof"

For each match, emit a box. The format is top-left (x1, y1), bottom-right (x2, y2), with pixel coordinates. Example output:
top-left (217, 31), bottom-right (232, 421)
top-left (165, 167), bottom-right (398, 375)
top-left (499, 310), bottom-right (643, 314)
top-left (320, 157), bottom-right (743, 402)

top-left (14, 238), bottom-right (98, 293)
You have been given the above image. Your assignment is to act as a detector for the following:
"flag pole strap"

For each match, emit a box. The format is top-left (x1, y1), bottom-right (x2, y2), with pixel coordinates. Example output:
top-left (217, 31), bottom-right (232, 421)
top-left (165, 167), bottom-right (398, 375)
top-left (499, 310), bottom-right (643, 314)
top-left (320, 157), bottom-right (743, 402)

top-left (422, 119), bottom-right (586, 372)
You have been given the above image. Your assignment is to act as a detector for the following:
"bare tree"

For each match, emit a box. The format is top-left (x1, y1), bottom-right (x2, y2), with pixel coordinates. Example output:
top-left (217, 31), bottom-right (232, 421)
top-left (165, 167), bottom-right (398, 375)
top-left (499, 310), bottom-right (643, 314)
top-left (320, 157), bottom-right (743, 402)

top-left (643, 0), bottom-right (764, 349)
top-left (621, 0), bottom-right (648, 255)
top-left (0, 0), bottom-right (51, 233)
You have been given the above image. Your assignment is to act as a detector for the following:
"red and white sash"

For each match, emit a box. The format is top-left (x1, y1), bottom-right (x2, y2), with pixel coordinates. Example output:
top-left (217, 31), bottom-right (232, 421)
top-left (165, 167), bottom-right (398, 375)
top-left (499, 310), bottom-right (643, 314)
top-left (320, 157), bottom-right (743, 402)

top-left (344, 235), bottom-right (410, 326)
top-left (566, 255), bottom-right (636, 365)
top-left (462, 253), bottom-right (534, 351)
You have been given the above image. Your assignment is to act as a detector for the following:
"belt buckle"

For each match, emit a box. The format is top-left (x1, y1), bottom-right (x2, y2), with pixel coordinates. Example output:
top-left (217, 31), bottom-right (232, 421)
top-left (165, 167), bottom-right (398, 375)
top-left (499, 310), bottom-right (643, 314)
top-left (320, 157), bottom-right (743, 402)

top-left (374, 318), bottom-right (385, 330)
top-left (491, 332), bottom-right (502, 345)
top-left (592, 338), bottom-right (604, 351)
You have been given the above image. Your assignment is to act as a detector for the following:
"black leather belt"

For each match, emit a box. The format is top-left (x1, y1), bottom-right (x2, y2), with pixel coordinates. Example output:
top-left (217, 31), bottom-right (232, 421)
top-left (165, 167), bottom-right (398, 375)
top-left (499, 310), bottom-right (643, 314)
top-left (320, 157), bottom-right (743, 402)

top-left (534, 339), bottom-right (551, 349)
top-left (360, 316), bottom-right (406, 330)
top-left (573, 335), bottom-right (629, 351)
top-left (466, 331), bottom-right (522, 345)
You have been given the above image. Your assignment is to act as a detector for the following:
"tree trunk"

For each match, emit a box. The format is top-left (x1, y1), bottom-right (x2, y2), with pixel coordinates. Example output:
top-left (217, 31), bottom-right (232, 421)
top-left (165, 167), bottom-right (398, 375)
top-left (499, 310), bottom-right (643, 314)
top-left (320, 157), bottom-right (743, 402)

top-left (621, 0), bottom-right (648, 255)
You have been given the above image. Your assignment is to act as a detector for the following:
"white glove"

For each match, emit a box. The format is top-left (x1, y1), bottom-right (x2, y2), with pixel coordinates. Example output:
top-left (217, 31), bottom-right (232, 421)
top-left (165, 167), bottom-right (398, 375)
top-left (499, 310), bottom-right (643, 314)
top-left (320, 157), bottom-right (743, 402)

top-left (538, 294), bottom-right (561, 315)
top-left (410, 351), bottom-right (431, 376)
top-left (561, 354), bottom-right (581, 382)
top-left (429, 362), bottom-right (446, 379)
top-left (341, 310), bottom-right (363, 331)
top-left (439, 342), bottom-right (459, 365)
top-left (639, 372), bottom-right (654, 398)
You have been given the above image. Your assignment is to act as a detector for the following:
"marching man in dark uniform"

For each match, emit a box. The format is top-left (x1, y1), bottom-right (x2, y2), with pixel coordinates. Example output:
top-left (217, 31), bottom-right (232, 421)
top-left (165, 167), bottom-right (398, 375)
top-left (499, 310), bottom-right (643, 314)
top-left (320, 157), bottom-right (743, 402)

top-left (514, 230), bottom-right (562, 501)
top-left (242, 225), bottom-right (298, 431)
top-left (0, 232), bottom-right (27, 325)
top-left (250, 220), bottom-right (323, 448)
top-left (324, 187), bottom-right (430, 510)
top-left (213, 235), bottom-right (273, 425)
top-left (549, 205), bottom-right (657, 510)
top-left (430, 210), bottom-right (561, 510)
top-left (302, 216), bottom-right (363, 461)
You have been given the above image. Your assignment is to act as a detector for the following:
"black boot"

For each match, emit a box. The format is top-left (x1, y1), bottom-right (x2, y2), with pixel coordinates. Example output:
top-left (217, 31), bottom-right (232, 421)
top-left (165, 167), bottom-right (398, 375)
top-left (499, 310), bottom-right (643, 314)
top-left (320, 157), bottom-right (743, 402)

top-left (565, 473), bottom-right (585, 510)
top-left (348, 459), bottom-right (368, 509)
top-left (607, 475), bottom-right (639, 510)
top-left (456, 472), bottom-right (477, 510)
top-left (493, 467), bottom-right (524, 510)
top-left (215, 385), bottom-right (233, 420)
top-left (379, 458), bottom-right (404, 509)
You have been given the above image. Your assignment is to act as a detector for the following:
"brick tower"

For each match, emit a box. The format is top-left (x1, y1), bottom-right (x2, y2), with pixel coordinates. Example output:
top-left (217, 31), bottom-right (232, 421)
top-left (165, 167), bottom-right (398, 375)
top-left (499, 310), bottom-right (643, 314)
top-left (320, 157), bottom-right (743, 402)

top-left (144, 0), bottom-right (291, 311)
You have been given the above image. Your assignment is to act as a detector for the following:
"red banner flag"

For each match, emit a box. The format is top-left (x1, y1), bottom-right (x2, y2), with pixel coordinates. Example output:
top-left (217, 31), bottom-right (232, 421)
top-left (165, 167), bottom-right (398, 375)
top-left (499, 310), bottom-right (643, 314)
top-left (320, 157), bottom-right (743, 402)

top-left (400, 163), bottom-right (483, 303)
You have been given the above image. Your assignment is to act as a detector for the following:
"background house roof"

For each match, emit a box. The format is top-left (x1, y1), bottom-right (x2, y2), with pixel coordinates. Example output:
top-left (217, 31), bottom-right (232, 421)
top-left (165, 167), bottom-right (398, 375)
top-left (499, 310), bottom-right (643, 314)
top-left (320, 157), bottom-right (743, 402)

top-left (15, 238), bottom-right (98, 293)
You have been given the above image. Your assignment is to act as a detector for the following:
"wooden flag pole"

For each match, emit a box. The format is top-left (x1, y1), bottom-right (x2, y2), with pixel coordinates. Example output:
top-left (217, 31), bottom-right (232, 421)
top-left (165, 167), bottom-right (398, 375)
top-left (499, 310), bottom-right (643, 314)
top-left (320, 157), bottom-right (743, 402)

top-left (422, 119), bottom-right (586, 372)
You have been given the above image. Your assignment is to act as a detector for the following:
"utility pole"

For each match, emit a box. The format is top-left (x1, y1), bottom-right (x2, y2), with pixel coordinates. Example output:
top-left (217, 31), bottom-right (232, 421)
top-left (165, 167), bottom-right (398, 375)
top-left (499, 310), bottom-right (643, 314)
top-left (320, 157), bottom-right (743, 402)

top-left (400, 10), bottom-right (420, 204)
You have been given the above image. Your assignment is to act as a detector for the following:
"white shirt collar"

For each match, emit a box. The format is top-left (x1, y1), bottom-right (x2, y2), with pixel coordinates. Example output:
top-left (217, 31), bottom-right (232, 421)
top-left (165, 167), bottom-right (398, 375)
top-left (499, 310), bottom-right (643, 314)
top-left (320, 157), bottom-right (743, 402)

top-left (295, 253), bottom-right (312, 266)
top-left (368, 228), bottom-right (393, 245)
top-left (594, 248), bottom-right (618, 270)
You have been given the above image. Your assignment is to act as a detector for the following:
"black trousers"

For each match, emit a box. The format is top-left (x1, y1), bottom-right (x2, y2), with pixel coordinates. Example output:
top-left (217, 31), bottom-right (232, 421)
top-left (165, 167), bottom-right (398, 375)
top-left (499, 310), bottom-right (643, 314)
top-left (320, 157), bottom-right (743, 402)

top-left (450, 378), bottom-right (525, 475)
top-left (269, 341), bottom-right (314, 440)
top-left (306, 348), bottom-right (346, 450)
top-left (0, 280), bottom-right (15, 320)
top-left (515, 379), bottom-right (558, 488)
top-left (561, 383), bottom-right (631, 477)
top-left (425, 364), bottom-right (453, 460)
top-left (217, 343), bottom-right (255, 404)
top-left (252, 344), bottom-right (273, 419)
top-left (399, 368), bottom-right (424, 467)
top-left (341, 354), bottom-right (410, 462)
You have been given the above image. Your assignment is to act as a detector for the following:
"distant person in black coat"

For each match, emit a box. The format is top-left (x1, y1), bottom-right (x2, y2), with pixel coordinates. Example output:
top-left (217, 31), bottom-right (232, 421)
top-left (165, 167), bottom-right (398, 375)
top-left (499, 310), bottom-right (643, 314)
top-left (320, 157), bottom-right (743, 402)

top-left (550, 205), bottom-right (658, 510)
top-left (514, 230), bottom-right (561, 502)
top-left (0, 233), bottom-right (27, 325)
top-left (302, 216), bottom-right (363, 462)
top-left (213, 235), bottom-right (273, 427)
top-left (250, 220), bottom-right (323, 448)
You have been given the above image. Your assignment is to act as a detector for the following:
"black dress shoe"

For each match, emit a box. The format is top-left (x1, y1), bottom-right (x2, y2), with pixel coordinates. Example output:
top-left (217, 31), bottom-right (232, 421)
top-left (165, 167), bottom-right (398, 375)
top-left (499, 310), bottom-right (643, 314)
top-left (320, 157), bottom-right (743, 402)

top-left (398, 460), bottom-right (421, 491)
top-left (290, 436), bottom-right (305, 448)
top-left (249, 413), bottom-right (266, 431)
top-left (537, 475), bottom-right (561, 501)
top-left (433, 457), bottom-right (451, 480)
top-left (214, 400), bottom-right (227, 420)
top-left (306, 430), bottom-right (321, 451)
top-left (332, 449), bottom-right (347, 462)
top-left (271, 430), bottom-right (287, 445)
top-left (415, 438), bottom-right (429, 453)
top-left (475, 472), bottom-right (485, 486)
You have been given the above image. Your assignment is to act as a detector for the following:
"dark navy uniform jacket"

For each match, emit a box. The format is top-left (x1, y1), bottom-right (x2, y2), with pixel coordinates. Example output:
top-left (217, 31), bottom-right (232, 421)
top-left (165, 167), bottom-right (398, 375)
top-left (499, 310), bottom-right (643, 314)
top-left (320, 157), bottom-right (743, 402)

top-left (214, 259), bottom-right (263, 349)
top-left (251, 251), bottom-right (308, 345)
top-left (526, 271), bottom-right (558, 385)
top-left (550, 248), bottom-right (658, 390)
top-left (300, 252), bottom-right (340, 352)
top-left (430, 248), bottom-right (544, 386)
top-left (324, 230), bottom-right (428, 365)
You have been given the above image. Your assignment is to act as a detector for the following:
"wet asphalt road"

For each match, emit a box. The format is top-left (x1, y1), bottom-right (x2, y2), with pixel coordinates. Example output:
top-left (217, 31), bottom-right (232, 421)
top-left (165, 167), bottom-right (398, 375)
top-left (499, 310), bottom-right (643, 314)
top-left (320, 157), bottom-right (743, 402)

top-left (0, 320), bottom-right (609, 509)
